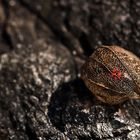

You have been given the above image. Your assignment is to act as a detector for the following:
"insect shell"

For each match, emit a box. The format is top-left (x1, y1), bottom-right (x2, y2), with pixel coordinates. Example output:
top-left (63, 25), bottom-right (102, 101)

top-left (81, 45), bottom-right (140, 104)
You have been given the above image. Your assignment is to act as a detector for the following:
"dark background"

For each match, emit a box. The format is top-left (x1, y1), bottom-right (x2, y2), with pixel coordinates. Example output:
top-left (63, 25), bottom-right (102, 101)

top-left (0, 0), bottom-right (140, 139)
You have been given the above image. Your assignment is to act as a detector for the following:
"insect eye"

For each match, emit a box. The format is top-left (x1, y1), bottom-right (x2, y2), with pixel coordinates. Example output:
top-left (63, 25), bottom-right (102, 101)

top-left (110, 68), bottom-right (122, 79)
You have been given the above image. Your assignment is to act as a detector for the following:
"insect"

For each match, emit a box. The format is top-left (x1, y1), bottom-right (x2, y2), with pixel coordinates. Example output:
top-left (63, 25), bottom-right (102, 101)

top-left (81, 45), bottom-right (140, 104)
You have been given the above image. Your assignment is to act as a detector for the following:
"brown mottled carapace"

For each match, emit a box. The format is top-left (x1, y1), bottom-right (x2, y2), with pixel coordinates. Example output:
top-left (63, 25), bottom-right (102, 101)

top-left (81, 45), bottom-right (140, 104)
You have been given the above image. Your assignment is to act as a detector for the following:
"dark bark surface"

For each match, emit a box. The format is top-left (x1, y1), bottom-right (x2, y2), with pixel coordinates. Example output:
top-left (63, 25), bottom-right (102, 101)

top-left (0, 0), bottom-right (140, 140)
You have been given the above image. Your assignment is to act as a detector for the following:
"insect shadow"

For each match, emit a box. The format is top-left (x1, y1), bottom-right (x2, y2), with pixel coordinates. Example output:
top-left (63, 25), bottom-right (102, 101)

top-left (48, 78), bottom-right (95, 132)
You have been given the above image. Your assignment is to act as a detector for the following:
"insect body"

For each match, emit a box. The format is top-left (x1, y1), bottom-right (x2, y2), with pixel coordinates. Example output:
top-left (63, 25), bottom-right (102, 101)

top-left (81, 45), bottom-right (140, 104)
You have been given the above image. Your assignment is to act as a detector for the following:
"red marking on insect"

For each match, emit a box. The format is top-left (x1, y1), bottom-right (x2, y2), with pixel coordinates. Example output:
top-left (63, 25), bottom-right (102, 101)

top-left (110, 67), bottom-right (122, 79)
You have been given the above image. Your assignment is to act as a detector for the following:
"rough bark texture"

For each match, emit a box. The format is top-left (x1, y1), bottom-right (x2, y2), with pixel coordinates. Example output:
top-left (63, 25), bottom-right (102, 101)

top-left (0, 0), bottom-right (140, 140)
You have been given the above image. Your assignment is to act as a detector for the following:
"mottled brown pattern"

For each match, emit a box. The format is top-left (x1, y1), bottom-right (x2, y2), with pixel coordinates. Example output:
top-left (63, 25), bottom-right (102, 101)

top-left (81, 45), bottom-right (140, 104)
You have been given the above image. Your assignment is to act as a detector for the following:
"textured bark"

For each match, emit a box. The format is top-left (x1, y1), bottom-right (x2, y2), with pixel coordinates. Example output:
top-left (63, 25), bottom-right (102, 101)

top-left (0, 0), bottom-right (140, 139)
